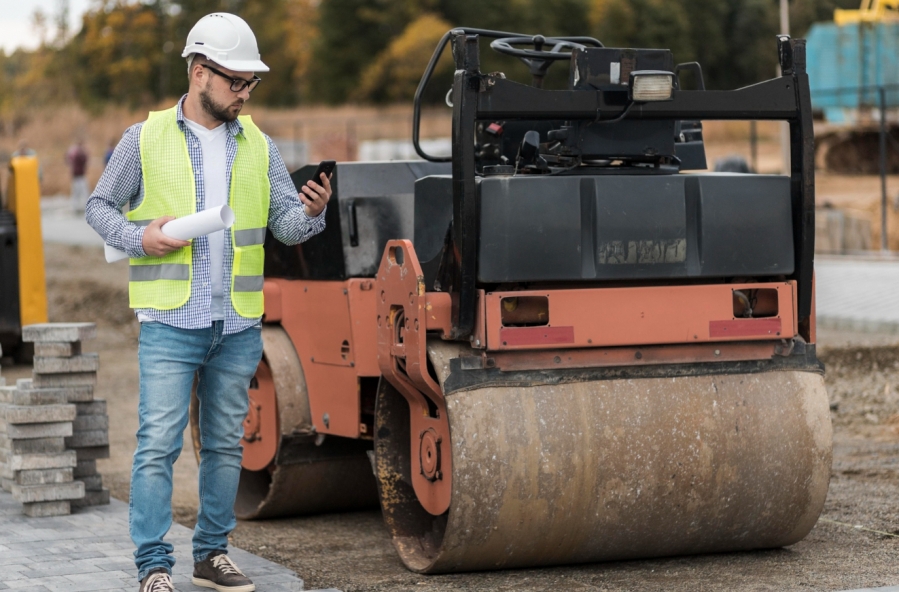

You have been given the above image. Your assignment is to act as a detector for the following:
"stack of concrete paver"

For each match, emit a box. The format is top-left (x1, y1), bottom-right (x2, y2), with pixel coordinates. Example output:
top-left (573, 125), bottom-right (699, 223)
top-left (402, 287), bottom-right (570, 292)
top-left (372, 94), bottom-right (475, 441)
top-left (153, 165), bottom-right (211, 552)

top-left (23, 322), bottom-right (110, 509)
top-left (0, 343), bottom-right (85, 516)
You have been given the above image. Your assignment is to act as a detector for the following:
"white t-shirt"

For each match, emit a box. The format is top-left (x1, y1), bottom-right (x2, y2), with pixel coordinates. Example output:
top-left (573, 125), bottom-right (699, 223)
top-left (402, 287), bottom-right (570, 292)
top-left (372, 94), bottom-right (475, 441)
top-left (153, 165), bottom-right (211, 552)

top-left (184, 117), bottom-right (228, 320)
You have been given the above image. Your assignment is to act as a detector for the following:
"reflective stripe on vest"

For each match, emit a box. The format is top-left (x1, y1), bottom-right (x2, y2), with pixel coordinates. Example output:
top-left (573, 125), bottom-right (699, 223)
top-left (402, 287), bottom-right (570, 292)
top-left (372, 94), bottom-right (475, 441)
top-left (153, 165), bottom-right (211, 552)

top-left (127, 106), bottom-right (270, 317)
top-left (130, 264), bottom-right (190, 282)
top-left (233, 275), bottom-right (264, 292)
top-left (233, 227), bottom-right (266, 247)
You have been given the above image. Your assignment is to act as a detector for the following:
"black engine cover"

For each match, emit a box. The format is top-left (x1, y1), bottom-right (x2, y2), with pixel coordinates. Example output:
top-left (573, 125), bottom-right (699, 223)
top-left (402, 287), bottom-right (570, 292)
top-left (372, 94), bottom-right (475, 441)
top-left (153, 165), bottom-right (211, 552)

top-left (416, 173), bottom-right (795, 284)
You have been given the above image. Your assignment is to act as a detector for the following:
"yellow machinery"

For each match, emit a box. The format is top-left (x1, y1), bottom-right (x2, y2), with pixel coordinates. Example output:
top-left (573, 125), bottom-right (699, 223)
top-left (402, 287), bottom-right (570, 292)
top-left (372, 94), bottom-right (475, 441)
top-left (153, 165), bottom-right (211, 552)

top-left (0, 156), bottom-right (48, 358)
top-left (807, 0), bottom-right (899, 174)
top-left (835, 0), bottom-right (899, 25)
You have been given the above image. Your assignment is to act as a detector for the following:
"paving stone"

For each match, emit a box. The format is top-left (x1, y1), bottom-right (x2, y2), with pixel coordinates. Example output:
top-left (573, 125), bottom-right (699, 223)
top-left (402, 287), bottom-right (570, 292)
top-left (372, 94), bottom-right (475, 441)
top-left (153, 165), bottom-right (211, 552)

top-left (0, 437), bottom-right (66, 455)
top-left (74, 446), bottom-right (110, 461)
top-left (73, 460), bottom-right (96, 478)
top-left (22, 323), bottom-right (96, 344)
top-left (11, 481), bottom-right (84, 503)
top-left (0, 388), bottom-right (66, 406)
top-left (17, 557), bottom-right (105, 578)
top-left (70, 488), bottom-right (109, 507)
top-left (6, 450), bottom-right (77, 471)
top-left (33, 355), bottom-right (99, 375)
top-left (72, 415), bottom-right (108, 432)
top-left (33, 342), bottom-right (81, 358)
top-left (16, 380), bottom-right (95, 403)
top-left (74, 399), bottom-right (106, 416)
top-left (61, 570), bottom-right (133, 588)
top-left (0, 492), bottom-right (303, 592)
top-left (77, 474), bottom-right (102, 491)
top-left (3, 405), bottom-right (76, 425)
top-left (31, 373), bottom-right (97, 389)
top-left (65, 430), bottom-right (109, 448)
top-left (88, 557), bottom-right (134, 571)
top-left (62, 388), bottom-right (95, 403)
top-left (22, 500), bottom-right (70, 517)
top-left (15, 468), bottom-right (73, 486)
top-left (4, 422), bottom-right (73, 440)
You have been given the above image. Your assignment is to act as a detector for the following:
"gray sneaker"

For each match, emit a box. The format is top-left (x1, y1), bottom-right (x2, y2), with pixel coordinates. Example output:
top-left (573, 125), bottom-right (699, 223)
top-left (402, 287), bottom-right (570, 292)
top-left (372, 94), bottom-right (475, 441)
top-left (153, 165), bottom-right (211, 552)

top-left (191, 550), bottom-right (256, 592)
top-left (139, 568), bottom-right (173, 592)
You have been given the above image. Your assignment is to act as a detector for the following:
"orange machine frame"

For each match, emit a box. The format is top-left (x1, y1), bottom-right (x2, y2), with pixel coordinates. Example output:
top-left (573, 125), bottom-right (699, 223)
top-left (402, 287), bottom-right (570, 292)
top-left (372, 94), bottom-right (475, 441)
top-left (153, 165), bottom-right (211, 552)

top-left (484, 282), bottom-right (797, 351)
top-left (257, 244), bottom-right (808, 467)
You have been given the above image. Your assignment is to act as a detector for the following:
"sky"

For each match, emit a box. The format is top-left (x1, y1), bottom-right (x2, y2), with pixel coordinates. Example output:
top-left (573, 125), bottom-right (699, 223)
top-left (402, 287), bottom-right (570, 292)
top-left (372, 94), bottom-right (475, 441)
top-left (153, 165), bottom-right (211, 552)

top-left (0, 0), bottom-right (93, 54)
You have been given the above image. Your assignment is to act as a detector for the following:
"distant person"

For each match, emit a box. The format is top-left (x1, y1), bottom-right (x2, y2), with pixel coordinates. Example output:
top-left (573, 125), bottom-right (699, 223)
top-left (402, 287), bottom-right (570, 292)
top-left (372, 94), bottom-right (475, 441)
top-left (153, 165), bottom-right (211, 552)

top-left (85, 12), bottom-right (331, 592)
top-left (104, 139), bottom-right (115, 167)
top-left (65, 139), bottom-right (89, 212)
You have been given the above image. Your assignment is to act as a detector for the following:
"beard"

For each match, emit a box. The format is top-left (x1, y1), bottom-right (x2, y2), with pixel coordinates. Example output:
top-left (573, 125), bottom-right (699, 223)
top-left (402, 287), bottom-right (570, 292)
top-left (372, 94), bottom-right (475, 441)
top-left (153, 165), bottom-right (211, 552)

top-left (199, 82), bottom-right (243, 122)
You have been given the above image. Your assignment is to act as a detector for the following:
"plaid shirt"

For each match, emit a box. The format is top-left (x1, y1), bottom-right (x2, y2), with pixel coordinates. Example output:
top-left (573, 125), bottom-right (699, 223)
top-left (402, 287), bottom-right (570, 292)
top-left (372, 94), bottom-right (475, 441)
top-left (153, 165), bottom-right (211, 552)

top-left (85, 96), bottom-right (326, 334)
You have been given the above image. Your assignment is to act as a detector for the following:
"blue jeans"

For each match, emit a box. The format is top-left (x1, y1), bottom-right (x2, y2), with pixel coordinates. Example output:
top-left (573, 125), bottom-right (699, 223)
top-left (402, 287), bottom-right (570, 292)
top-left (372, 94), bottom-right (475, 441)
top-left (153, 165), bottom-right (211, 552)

top-left (130, 320), bottom-right (263, 581)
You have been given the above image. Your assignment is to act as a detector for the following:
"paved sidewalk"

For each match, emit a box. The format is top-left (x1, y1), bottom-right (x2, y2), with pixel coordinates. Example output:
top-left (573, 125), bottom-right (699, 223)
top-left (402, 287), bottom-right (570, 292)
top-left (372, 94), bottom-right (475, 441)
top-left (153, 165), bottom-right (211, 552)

top-left (0, 490), bottom-right (304, 591)
top-left (816, 256), bottom-right (899, 333)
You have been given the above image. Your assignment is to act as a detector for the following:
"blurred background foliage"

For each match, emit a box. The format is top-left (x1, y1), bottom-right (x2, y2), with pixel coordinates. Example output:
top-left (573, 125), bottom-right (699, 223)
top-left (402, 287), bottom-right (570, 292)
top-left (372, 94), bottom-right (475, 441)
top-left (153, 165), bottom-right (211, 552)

top-left (0, 0), bottom-right (859, 116)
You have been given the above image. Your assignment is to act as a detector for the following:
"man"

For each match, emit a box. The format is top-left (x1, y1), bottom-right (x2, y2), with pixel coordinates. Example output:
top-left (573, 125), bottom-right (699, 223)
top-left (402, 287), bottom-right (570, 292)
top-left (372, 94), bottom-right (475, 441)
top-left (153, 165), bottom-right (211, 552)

top-left (85, 13), bottom-right (331, 592)
top-left (66, 138), bottom-right (89, 212)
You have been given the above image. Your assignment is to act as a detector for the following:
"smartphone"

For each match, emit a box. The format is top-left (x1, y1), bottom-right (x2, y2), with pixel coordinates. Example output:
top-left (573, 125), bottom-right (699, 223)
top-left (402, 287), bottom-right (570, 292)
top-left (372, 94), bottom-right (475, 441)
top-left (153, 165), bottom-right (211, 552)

top-left (311, 160), bottom-right (336, 185)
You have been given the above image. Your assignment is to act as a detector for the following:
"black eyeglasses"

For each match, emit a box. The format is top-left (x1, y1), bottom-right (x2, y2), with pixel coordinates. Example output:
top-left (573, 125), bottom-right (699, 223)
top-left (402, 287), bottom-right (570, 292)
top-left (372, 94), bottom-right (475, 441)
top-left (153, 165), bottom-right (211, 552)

top-left (202, 64), bottom-right (261, 93)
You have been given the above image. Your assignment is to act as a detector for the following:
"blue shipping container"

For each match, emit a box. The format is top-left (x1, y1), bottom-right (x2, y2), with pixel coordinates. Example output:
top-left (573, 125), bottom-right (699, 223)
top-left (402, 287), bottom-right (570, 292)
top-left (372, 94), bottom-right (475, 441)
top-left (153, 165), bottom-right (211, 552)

top-left (806, 21), bottom-right (899, 122)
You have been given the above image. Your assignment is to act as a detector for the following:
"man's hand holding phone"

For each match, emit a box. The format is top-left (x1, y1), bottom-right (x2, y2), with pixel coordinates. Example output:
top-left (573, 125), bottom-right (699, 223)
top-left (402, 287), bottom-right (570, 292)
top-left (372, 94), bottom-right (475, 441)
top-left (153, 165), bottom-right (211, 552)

top-left (301, 160), bottom-right (334, 218)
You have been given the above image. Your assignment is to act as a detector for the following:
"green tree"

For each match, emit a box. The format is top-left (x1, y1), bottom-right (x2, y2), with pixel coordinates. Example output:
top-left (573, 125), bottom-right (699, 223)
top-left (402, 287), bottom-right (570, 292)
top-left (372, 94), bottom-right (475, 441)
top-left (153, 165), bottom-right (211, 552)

top-left (590, 0), bottom-right (783, 90)
top-left (2, 0), bottom-right (856, 111)
top-left (354, 13), bottom-right (454, 103)
top-left (727, 0), bottom-right (780, 88)
top-left (70, 2), bottom-right (161, 107)
top-left (309, 0), bottom-right (439, 103)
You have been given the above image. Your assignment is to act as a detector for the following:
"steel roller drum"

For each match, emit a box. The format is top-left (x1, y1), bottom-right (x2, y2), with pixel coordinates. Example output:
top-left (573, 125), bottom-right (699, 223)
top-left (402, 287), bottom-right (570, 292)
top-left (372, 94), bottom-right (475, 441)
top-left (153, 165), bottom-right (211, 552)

top-left (234, 457), bottom-right (377, 520)
top-left (374, 339), bottom-right (832, 573)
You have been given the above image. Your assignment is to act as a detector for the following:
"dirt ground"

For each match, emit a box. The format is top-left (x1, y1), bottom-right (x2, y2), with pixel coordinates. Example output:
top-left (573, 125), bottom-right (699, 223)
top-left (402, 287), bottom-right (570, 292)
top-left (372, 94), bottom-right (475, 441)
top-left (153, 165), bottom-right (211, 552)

top-left (6, 224), bottom-right (899, 590)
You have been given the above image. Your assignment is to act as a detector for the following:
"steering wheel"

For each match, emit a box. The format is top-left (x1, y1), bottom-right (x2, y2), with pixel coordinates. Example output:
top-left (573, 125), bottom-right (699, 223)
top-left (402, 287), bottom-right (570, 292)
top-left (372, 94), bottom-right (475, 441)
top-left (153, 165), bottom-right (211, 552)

top-left (412, 28), bottom-right (602, 161)
top-left (490, 35), bottom-right (602, 87)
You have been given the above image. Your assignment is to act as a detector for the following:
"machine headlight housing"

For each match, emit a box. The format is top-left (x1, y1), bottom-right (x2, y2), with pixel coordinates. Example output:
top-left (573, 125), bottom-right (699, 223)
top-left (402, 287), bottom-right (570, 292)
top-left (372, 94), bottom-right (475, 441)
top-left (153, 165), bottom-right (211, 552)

top-left (628, 71), bottom-right (675, 102)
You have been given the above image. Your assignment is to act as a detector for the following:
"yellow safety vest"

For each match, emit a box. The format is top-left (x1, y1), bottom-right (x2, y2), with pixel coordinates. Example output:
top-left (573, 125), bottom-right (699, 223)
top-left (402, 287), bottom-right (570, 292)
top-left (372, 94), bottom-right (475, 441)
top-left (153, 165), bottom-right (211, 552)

top-left (127, 106), bottom-right (270, 318)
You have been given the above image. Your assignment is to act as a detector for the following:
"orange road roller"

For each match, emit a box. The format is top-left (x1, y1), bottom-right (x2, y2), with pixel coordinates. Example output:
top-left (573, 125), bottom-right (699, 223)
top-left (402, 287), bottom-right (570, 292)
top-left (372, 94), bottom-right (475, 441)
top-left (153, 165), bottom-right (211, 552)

top-left (191, 29), bottom-right (831, 573)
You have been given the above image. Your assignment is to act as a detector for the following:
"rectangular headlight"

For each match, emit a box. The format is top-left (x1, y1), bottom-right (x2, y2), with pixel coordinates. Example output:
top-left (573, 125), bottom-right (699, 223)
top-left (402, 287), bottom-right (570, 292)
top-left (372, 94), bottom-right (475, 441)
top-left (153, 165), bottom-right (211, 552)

top-left (629, 71), bottom-right (675, 102)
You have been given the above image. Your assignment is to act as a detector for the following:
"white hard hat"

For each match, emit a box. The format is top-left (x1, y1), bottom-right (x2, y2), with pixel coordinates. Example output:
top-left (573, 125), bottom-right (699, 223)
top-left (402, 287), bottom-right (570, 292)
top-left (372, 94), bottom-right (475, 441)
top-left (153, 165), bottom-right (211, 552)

top-left (182, 13), bottom-right (269, 73)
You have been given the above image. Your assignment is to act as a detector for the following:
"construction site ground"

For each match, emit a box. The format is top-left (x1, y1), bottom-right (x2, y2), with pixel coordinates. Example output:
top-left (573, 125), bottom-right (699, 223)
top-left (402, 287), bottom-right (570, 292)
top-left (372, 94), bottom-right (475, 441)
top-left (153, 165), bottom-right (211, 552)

top-left (4, 171), bottom-right (899, 591)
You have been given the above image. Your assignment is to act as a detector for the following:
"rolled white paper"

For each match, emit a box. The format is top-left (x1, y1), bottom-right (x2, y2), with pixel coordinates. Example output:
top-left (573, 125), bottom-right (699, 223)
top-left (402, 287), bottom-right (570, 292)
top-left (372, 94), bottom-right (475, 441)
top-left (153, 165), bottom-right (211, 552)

top-left (104, 205), bottom-right (236, 263)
